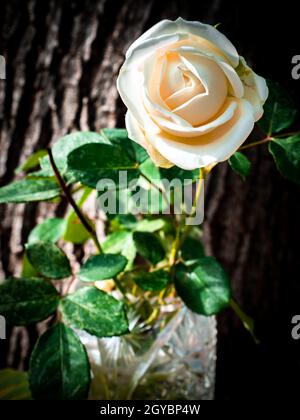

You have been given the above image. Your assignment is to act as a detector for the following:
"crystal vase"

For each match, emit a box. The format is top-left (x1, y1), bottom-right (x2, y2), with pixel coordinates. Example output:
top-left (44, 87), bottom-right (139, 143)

top-left (79, 306), bottom-right (217, 400)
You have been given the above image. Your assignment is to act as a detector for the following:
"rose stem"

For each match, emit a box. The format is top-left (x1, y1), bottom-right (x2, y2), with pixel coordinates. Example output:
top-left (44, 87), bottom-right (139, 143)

top-left (238, 136), bottom-right (272, 151)
top-left (47, 148), bottom-right (103, 254)
top-left (169, 167), bottom-right (206, 269)
top-left (238, 128), bottom-right (300, 151)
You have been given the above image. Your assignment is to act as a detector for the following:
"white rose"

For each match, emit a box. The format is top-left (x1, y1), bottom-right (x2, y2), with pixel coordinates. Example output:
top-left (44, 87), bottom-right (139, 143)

top-left (117, 18), bottom-right (268, 170)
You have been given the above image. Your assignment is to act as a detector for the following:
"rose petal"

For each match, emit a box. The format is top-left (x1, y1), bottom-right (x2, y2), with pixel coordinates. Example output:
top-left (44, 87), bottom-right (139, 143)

top-left (151, 99), bottom-right (237, 137)
top-left (125, 111), bottom-right (172, 168)
top-left (171, 55), bottom-right (228, 125)
top-left (143, 88), bottom-right (192, 127)
top-left (159, 53), bottom-right (186, 100)
top-left (254, 72), bottom-right (269, 102)
top-left (143, 54), bottom-right (192, 127)
top-left (243, 86), bottom-right (264, 121)
top-left (175, 47), bottom-right (244, 98)
top-left (117, 34), bottom-right (184, 129)
top-left (147, 99), bottom-right (255, 169)
top-left (164, 68), bottom-right (206, 109)
top-left (238, 57), bottom-right (268, 120)
top-left (126, 17), bottom-right (239, 67)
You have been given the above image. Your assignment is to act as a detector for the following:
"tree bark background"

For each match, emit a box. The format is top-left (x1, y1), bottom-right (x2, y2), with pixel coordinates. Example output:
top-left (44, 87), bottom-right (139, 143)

top-left (1, 0), bottom-right (300, 400)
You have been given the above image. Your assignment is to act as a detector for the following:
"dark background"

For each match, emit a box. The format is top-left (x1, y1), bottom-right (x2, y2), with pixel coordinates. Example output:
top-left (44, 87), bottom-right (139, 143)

top-left (0, 0), bottom-right (300, 400)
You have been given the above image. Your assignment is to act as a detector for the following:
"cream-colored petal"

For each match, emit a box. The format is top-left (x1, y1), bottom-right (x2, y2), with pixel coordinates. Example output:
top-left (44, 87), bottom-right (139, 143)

top-left (164, 69), bottom-right (206, 109)
top-left (237, 56), bottom-right (268, 121)
top-left (117, 34), bottom-right (185, 130)
top-left (252, 71), bottom-right (268, 102)
top-left (171, 55), bottom-right (228, 125)
top-left (243, 85), bottom-right (264, 121)
top-left (143, 55), bottom-right (192, 127)
top-left (125, 111), bottom-right (172, 168)
top-left (143, 88), bottom-right (192, 127)
top-left (126, 18), bottom-right (239, 67)
top-left (152, 99), bottom-right (237, 137)
top-left (145, 143), bottom-right (174, 168)
top-left (245, 70), bottom-right (268, 121)
top-left (239, 57), bottom-right (268, 101)
top-left (214, 60), bottom-right (244, 98)
top-left (125, 33), bottom-right (183, 66)
top-left (159, 53), bottom-right (186, 100)
top-left (125, 110), bottom-right (148, 148)
top-left (117, 67), bottom-right (159, 134)
top-left (174, 47), bottom-right (244, 98)
top-left (143, 53), bottom-right (190, 124)
top-left (147, 99), bottom-right (255, 169)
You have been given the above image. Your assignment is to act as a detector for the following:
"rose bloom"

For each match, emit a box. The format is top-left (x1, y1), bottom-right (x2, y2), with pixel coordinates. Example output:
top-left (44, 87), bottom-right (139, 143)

top-left (117, 18), bottom-right (268, 170)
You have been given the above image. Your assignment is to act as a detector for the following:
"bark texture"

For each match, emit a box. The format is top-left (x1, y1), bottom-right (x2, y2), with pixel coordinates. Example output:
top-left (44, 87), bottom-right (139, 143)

top-left (0, 0), bottom-right (299, 400)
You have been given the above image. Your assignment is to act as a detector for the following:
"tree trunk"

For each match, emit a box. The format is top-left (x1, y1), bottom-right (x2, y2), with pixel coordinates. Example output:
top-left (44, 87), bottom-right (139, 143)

top-left (0, 0), bottom-right (299, 400)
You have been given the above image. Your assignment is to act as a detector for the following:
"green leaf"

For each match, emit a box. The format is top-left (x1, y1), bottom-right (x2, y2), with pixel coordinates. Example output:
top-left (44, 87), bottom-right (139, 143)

top-left (138, 160), bottom-right (170, 212)
top-left (268, 135), bottom-right (300, 184)
top-left (0, 179), bottom-right (60, 204)
top-left (134, 218), bottom-right (166, 233)
top-left (16, 150), bottom-right (47, 174)
top-left (140, 158), bottom-right (199, 185)
top-left (102, 128), bottom-right (129, 142)
top-left (160, 165), bottom-right (199, 184)
top-left (102, 128), bottom-right (149, 164)
top-left (0, 278), bottom-right (60, 325)
top-left (67, 143), bottom-right (140, 188)
top-left (63, 213), bottom-right (91, 244)
top-left (40, 132), bottom-right (107, 178)
top-left (28, 218), bottom-right (67, 244)
top-left (108, 214), bottom-right (137, 231)
top-left (60, 287), bottom-right (129, 338)
top-left (29, 323), bottom-right (90, 400)
top-left (138, 159), bottom-right (168, 211)
top-left (258, 80), bottom-right (297, 135)
top-left (26, 241), bottom-right (71, 279)
top-left (0, 369), bottom-right (31, 400)
top-left (133, 269), bottom-right (170, 292)
top-left (98, 187), bottom-right (137, 217)
top-left (181, 233), bottom-right (205, 262)
top-left (133, 231), bottom-right (165, 265)
top-left (78, 254), bottom-right (128, 282)
top-left (175, 257), bottom-right (231, 316)
top-left (228, 152), bottom-right (251, 179)
top-left (139, 158), bottom-right (161, 182)
top-left (21, 253), bottom-right (39, 278)
top-left (102, 231), bottom-right (131, 253)
top-left (130, 184), bottom-right (168, 214)
top-left (102, 231), bottom-right (137, 269)
top-left (137, 159), bottom-right (198, 214)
